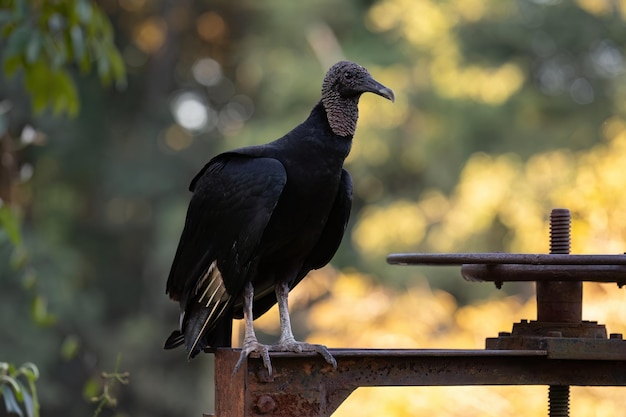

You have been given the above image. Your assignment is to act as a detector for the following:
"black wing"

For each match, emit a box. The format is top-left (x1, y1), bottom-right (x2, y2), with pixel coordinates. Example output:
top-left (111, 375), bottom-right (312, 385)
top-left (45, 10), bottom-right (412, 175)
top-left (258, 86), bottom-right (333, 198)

top-left (242, 169), bottom-right (352, 319)
top-left (303, 169), bottom-right (353, 271)
top-left (165, 153), bottom-right (286, 357)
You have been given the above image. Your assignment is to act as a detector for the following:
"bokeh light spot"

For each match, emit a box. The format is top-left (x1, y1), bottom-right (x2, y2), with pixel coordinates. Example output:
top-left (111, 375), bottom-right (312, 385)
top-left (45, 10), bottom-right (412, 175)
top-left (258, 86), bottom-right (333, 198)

top-left (196, 12), bottom-right (227, 43)
top-left (170, 92), bottom-right (212, 131)
top-left (134, 17), bottom-right (167, 54)
top-left (192, 58), bottom-right (222, 87)
top-left (164, 124), bottom-right (193, 151)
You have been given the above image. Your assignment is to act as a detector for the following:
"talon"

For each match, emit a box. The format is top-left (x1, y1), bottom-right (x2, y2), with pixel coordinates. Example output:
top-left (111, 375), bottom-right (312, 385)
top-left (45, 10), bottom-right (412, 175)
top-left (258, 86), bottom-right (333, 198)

top-left (232, 342), bottom-right (273, 376)
top-left (315, 345), bottom-right (337, 369)
top-left (232, 354), bottom-right (246, 376)
top-left (270, 340), bottom-right (337, 369)
top-left (260, 348), bottom-right (273, 376)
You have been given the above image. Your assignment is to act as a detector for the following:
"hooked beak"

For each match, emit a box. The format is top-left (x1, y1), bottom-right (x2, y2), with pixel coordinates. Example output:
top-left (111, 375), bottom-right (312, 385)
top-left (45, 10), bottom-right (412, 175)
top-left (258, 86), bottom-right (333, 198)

top-left (359, 76), bottom-right (395, 102)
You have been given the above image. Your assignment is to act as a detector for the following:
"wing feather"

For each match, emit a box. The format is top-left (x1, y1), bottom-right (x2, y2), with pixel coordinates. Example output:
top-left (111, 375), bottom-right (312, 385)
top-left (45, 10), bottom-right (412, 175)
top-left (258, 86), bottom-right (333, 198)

top-left (304, 169), bottom-right (353, 271)
top-left (165, 153), bottom-right (286, 356)
top-left (239, 169), bottom-right (352, 319)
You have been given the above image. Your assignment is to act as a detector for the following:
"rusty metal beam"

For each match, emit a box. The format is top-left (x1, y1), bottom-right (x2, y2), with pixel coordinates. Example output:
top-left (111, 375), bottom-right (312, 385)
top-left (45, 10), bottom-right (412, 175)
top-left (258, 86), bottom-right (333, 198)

top-left (208, 348), bottom-right (626, 417)
top-left (386, 253), bottom-right (626, 266)
top-left (459, 263), bottom-right (626, 284)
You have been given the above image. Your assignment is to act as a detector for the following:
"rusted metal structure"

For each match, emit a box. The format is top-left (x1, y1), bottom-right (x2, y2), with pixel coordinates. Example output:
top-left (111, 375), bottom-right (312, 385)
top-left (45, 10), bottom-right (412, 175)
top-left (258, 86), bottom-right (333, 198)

top-left (207, 209), bottom-right (626, 417)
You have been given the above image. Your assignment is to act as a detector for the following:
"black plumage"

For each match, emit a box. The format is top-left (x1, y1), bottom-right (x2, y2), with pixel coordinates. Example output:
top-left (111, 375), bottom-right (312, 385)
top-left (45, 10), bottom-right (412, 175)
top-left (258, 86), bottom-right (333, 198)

top-left (165, 61), bottom-right (394, 373)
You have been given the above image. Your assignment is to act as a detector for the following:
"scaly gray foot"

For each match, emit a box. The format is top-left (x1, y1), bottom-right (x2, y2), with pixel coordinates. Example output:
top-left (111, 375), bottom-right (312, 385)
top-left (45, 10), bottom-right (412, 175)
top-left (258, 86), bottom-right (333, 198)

top-left (233, 339), bottom-right (337, 376)
top-left (270, 339), bottom-right (337, 369)
top-left (233, 340), bottom-right (272, 375)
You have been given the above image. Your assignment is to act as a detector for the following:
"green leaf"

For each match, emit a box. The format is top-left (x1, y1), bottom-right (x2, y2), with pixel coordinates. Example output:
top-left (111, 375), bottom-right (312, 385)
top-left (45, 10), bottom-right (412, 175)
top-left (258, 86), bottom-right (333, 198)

top-left (82, 376), bottom-right (101, 400)
top-left (30, 90), bottom-right (48, 114)
top-left (78, 51), bottom-right (91, 73)
top-left (0, 375), bottom-right (20, 394)
top-left (15, 364), bottom-right (39, 382)
top-left (16, 383), bottom-right (33, 417)
top-left (1, 0), bottom-right (125, 117)
top-left (6, 363), bottom-right (16, 375)
top-left (1, 384), bottom-right (24, 417)
top-left (60, 335), bottom-right (81, 361)
top-left (0, 363), bottom-right (39, 417)
top-left (23, 60), bottom-right (50, 114)
top-left (31, 295), bottom-right (57, 326)
top-left (0, 204), bottom-right (22, 246)
top-left (51, 70), bottom-right (79, 116)
top-left (3, 54), bottom-right (23, 77)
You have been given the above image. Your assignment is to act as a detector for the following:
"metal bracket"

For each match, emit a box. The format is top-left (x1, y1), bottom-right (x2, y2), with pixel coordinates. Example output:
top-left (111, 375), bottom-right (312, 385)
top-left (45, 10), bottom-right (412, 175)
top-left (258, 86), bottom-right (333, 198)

top-left (206, 348), bottom-right (626, 417)
top-left (206, 209), bottom-right (626, 416)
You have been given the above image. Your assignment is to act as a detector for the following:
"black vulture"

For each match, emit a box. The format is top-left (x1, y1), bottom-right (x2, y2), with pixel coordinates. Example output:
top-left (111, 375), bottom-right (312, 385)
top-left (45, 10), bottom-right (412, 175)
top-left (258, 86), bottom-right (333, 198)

top-left (165, 61), bottom-right (394, 374)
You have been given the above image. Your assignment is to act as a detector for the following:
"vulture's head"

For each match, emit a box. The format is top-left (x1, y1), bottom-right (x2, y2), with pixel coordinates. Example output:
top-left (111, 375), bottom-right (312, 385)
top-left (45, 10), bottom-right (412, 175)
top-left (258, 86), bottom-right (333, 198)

top-left (321, 61), bottom-right (394, 137)
top-left (323, 61), bottom-right (395, 103)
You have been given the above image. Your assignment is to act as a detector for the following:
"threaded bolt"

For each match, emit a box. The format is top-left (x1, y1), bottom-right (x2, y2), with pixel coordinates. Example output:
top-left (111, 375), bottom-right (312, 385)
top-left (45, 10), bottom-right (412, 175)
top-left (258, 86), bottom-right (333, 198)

top-left (546, 209), bottom-right (573, 417)
top-left (550, 209), bottom-right (571, 255)
top-left (548, 385), bottom-right (570, 417)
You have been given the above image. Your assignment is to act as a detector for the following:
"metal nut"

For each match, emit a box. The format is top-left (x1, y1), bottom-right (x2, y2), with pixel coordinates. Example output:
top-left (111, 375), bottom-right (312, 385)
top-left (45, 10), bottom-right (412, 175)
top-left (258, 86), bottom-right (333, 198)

top-left (256, 395), bottom-right (277, 414)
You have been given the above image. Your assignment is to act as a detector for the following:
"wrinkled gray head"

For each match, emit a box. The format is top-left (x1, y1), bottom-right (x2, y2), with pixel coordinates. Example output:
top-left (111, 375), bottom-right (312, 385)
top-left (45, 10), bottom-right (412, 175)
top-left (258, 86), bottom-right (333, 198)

top-left (321, 61), bottom-right (394, 137)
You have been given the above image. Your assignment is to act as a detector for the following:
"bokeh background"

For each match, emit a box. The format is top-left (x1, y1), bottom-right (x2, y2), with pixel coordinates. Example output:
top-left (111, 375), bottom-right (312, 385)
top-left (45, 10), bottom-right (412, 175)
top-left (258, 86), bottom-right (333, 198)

top-left (2, 0), bottom-right (626, 416)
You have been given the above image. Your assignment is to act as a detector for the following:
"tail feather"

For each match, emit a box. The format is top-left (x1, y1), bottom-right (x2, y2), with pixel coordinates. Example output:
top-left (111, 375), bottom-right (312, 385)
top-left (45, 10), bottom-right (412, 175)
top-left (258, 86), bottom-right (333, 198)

top-left (185, 301), bottom-right (232, 358)
top-left (164, 311), bottom-right (233, 357)
top-left (164, 330), bottom-right (184, 350)
top-left (165, 260), bottom-right (234, 358)
top-left (186, 314), bottom-right (233, 357)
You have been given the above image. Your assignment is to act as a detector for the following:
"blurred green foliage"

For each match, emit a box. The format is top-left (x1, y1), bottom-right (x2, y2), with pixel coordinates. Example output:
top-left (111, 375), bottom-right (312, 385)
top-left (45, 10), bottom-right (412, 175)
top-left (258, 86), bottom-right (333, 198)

top-left (1, 0), bottom-right (626, 416)
top-left (88, 354), bottom-right (129, 417)
top-left (0, 203), bottom-right (20, 245)
top-left (1, 0), bottom-right (125, 116)
top-left (0, 362), bottom-right (39, 417)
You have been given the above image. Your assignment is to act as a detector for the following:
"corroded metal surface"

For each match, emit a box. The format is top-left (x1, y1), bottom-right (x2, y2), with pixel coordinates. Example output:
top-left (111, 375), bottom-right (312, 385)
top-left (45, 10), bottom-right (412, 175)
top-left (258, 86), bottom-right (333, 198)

top-left (387, 252), bottom-right (626, 266)
top-left (209, 348), bottom-right (626, 417)
top-left (208, 209), bottom-right (626, 417)
top-left (459, 263), bottom-right (626, 285)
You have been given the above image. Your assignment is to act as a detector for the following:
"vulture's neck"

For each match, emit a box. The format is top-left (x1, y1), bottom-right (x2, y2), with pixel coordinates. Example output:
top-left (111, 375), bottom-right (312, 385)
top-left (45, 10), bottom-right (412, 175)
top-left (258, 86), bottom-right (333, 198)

top-left (322, 93), bottom-right (360, 137)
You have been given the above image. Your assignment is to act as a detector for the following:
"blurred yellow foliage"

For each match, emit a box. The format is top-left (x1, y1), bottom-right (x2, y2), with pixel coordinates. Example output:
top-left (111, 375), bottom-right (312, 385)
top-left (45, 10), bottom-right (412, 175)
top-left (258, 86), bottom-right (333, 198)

top-left (353, 200), bottom-right (427, 256)
top-left (576, 0), bottom-right (614, 16)
top-left (354, 115), bottom-right (626, 256)
top-left (432, 62), bottom-right (525, 105)
top-left (367, 0), bottom-right (524, 105)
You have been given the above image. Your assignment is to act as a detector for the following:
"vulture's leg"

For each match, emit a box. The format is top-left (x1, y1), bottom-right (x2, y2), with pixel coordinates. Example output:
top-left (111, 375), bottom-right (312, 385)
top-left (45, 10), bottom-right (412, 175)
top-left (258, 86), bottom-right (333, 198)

top-left (233, 281), bottom-right (273, 375)
top-left (272, 281), bottom-right (337, 369)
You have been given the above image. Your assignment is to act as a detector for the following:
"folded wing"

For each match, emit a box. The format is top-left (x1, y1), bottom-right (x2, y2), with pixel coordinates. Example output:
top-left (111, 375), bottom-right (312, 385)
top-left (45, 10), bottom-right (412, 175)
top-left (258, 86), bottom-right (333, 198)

top-left (165, 153), bottom-right (287, 357)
